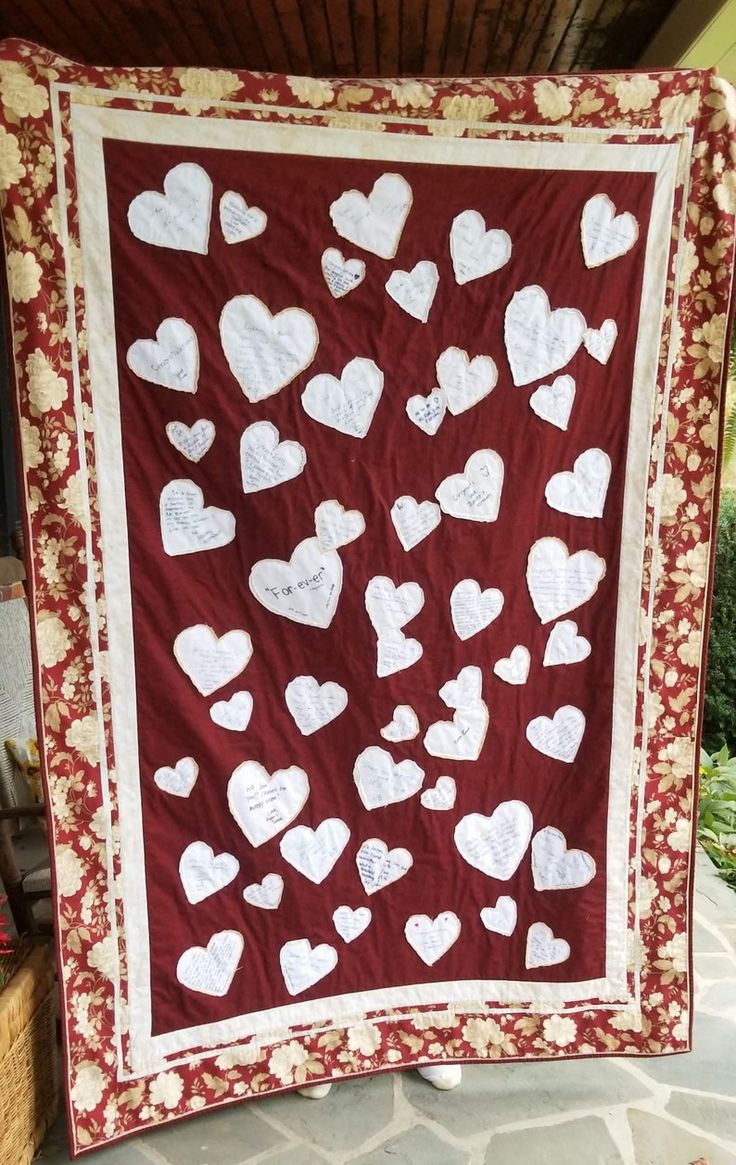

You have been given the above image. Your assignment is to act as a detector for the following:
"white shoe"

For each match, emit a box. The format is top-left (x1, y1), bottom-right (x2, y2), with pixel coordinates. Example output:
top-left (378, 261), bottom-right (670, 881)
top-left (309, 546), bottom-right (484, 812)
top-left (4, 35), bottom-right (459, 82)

top-left (416, 1064), bottom-right (463, 1090)
top-left (296, 1083), bottom-right (333, 1099)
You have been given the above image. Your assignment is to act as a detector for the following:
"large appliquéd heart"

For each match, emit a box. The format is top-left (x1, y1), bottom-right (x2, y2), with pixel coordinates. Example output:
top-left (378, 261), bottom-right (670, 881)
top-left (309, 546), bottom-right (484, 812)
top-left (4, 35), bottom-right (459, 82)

top-left (423, 705), bottom-right (489, 762)
top-left (526, 705), bottom-right (586, 764)
top-left (176, 930), bottom-right (243, 996)
top-left (285, 675), bottom-right (348, 736)
top-left (450, 579), bottom-right (504, 640)
top-left (454, 799), bottom-right (533, 879)
top-left (436, 449), bottom-right (504, 522)
top-left (249, 537), bottom-right (343, 628)
top-left (450, 210), bottom-right (512, 285)
top-left (436, 346), bottom-right (498, 416)
top-left (227, 760), bottom-right (309, 846)
top-left (526, 537), bottom-right (606, 624)
top-left (505, 285), bottom-right (586, 386)
top-left (173, 623), bottom-right (252, 696)
top-left (390, 496), bottom-right (441, 551)
top-left (280, 818), bottom-right (350, 883)
top-left (365, 576), bottom-right (424, 633)
top-left (356, 837), bottom-right (413, 895)
top-left (532, 827), bottom-right (596, 890)
top-left (220, 295), bottom-right (319, 401)
top-left (240, 420), bottom-right (306, 493)
top-left (581, 193), bottom-right (638, 268)
top-left (353, 746), bottom-right (425, 810)
top-left (302, 357), bottom-right (383, 439)
top-left (280, 938), bottom-right (338, 996)
top-left (128, 162), bottom-right (212, 253)
top-left (525, 922), bottom-right (570, 969)
top-left (545, 448), bottom-right (611, 519)
top-left (386, 260), bottom-right (439, 323)
top-left (330, 172), bottom-right (412, 259)
top-left (160, 480), bottom-right (235, 556)
top-left (127, 318), bottom-right (199, 392)
top-left (179, 841), bottom-right (239, 904)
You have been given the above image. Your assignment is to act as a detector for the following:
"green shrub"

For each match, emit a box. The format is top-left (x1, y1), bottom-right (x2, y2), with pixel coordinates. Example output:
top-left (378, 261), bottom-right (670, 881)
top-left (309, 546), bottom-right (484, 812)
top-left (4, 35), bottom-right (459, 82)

top-left (703, 489), bottom-right (736, 753)
top-left (699, 746), bottom-right (736, 890)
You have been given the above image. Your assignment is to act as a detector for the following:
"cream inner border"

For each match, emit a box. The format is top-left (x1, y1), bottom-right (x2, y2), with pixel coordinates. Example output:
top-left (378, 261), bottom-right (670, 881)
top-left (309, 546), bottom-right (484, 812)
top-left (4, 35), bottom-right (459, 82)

top-left (69, 100), bottom-right (682, 1077)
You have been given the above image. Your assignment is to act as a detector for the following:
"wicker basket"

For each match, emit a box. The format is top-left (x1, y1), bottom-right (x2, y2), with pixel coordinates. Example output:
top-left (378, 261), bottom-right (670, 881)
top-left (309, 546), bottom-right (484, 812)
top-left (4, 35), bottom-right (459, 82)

top-left (0, 942), bottom-right (58, 1165)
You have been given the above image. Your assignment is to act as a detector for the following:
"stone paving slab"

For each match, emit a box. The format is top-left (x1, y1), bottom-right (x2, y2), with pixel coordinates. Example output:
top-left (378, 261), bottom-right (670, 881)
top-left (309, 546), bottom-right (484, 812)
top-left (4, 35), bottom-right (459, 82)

top-left (253, 1072), bottom-right (395, 1154)
top-left (665, 1091), bottom-right (736, 1144)
top-left (352, 1124), bottom-right (469, 1165)
top-left (484, 1115), bottom-right (623, 1164)
top-left (627, 1107), bottom-right (736, 1165)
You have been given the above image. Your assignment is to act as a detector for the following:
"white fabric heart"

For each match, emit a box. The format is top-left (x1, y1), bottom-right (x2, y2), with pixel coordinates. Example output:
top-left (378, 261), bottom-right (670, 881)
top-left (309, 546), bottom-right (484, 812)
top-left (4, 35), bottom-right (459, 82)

top-left (526, 537), bottom-right (606, 624)
top-left (532, 827), bottom-right (597, 890)
top-left (356, 837), bottom-right (413, 895)
top-left (439, 664), bottom-right (483, 709)
top-left (544, 620), bottom-right (591, 667)
top-left (386, 260), bottom-right (439, 323)
top-left (376, 630), bottom-right (424, 677)
top-left (529, 374), bottom-right (576, 430)
top-left (321, 247), bottom-right (366, 298)
top-left (546, 448), bottom-right (611, 517)
top-left (405, 912), bottom-right (461, 966)
top-left (435, 449), bottom-right (504, 522)
top-left (525, 922), bottom-right (570, 969)
top-left (249, 537), bottom-right (343, 628)
top-left (279, 818), bottom-right (350, 883)
top-left (436, 346), bottom-right (498, 415)
top-left (333, 905), bottom-right (372, 942)
top-left (450, 579), bottom-right (504, 641)
top-left (365, 576), bottom-right (424, 632)
top-left (302, 357), bottom-right (384, 439)
top-left (493, 645), bottom-right (530, 685)
top-left (526, 705), bottom-right (586, 764)
top-left (450, 209), bottom-right (512, 284)
top-left (314, 499), bottom-right (365, 551)
top-left (127, 317), bottom-right (199, 392)
top-left (285, 675), bottom-right (348, 735)
top-left (330, 172), bottom-right (412, 259)
top-left (209, 691), bottom-right (253, 732)
top-left (160, 479), bottom-right (235, 556)
top-left (128, 162), bottom-right (212, 253)
top-left (220, 294), bottom-right (318, 401)
top-left (480, 896), bottom-right (517, 937)
top-left (454, 800), bottom-right (533, 879)
top-left (219, 190), bottom-right (267, 243)
top-left (380, 704), bottom-right (420, 742)
top-left (390, 496), bottom-right (442, 551)
top-left (240, 420), bottom-right (306, 493)
top-left (176, 930), bottom-right (243, 996)
top-left (173, 624), bottom-right (252, 696)
top-left (153, 756), bottom-right (198, 798)
top-left (353, 746), bottom-right (425, 810)
top-left (581, 193), bottom-right (638, 268)
top-left (420, 775), bottom-right (457, 811)
top-left (166, 419), bottom-right (215, 462)
top-left (179, 841), bottom-right (239, 904)
top-left (505, 285), bottom-right (586, 386)
top-left (280, 938), bottom-right (338, 996)
top-left (583, 319), bottom-right (617, 364)
top-left (243, 873), bottom-right (284, 910)
top-left (227, 760), bottom-right (309, 846)
top-left (405, 388), bottom-right (446, 435)
top-left (423, 704), bottom-right (489, 762)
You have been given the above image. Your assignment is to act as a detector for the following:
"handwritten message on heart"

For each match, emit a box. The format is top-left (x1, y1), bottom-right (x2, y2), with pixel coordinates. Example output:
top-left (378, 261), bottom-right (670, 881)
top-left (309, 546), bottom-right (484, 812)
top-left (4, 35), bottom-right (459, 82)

top-left (166, 419), bottom-right (215, 462)
top-left (176, 930), bottom-right (243, 997)
top-left (454, 800), bottom-right (533, 879)
top-left (210, 691), bottom-right (253, 732)
top-left (333, 905), bottom-right (372, 942)
top-left (243, 873), bottom-right (284, 910)
top-left (526, 705), bottom-right (586, 763)
top-left (280, 818), bottom-right (350, 883)
top-left (420, 775), bottom-right (457, 811)
top-left (529, 375), bottom-right (575, 431)
top-left (227, 760), bottom-right (309, 846)
top-left (321, 247), bottom-right (366, 298)
top-left (302, 357), bottom-right (384, 439)
top-left (493, 645), bottom-right (530, 685)
top-left (390, 496), bottom-right (442, 552)
top-left (219, 190), bottom-right (267, 243)
top-left (450, 579), bottom-right (504, 640)
top-left (314, 500), bottom-right (365, 551)
top-left (405, 912), bottom-right (461, 966)
top-left (439, 664), bottom-right (483, 710)
top-left (584, 319), bottom-right (617, 364)
top-left (285, 675), bottom-right (348, 735)
top-left (127, 318), bottom-right (199, 392)
top-left (330, 172), bottom-right (412, 259)
top-left (527, 538), bottom-right (606, 624)
top-left (153, 756), bottom-right (198, 798)
top-left (353, 746), bottom-right (425, 810)
top-left (179, 841), bottom-right (239, 905)
top-left (280, 938), bottom-right (338, 996)
top-left (544, 620), bottom-right (591, 666)
top-left (386, 260), bottom-right (439, 323)
top-left (406, 388), bottom-right (446, 436)
top-left (380, 704), bottom-right (420, 743)
top-left (424, 704), bottom-right (489, 762)
top-left (450, 209), bottom-right (511, 285)
top-left (436, 347), bottom-right (497, 415)
top-left (160, 480), bottom-right (235, 556)
top-left (480, 896), bottom-right (517, 937)
top-left (356, 838), bottom-right (413, 895)
top-left (505, 285), bottom-right (586, 386)
top-left (525, 922), bottom-right (570, 969)
top-left (545, 448), bottom-right (611, 519)
top-left (365, 576), bottom-right (424, 633)
top-left (173, 624), bottom-right (252, 696)
top-left (240, 420), bottom-right (306, 493)
top-left (376, 630), bottom-right (424, 677)
top-left (128, 162), bottom-right (212, 253)
top-left (532, 827), bottom-right (596, 890)
top-left (220, 295), bottom-right (318, 401)
top-left (250, 537), bottom-right (343, 628)
top-left (436, 449), bottom-right (504, 522)
top-left (581, 193), bottom-right (638, 268)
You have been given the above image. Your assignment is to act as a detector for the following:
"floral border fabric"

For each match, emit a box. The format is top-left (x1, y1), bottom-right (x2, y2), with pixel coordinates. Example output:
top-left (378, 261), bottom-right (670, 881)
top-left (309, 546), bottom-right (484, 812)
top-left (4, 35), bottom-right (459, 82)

top-left (0, 39), bottom-right (734, 1156)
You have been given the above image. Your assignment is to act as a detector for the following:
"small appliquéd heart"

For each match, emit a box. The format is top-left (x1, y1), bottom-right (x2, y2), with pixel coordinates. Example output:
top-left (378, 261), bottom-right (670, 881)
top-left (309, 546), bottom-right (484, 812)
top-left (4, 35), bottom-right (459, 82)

top-left (280, 938), bottom-right (338, 996)
top-left (376, 630), bottom-right (423, 677)
top-left (330, 172), bottom-right (412, 259)
top-left (353, 746), bottom-right (425, 810)
top-left (166, 419), bottom-right (215, 462)
top-left (493, 645), bottom-right (530, 685)
top-left (128, 162), bottom-right (212, 253)
top-left (314, 499), bottom-right (365, 551)
top-left (420, 775), bottom-right (456, 811)
top-left (525, 922), bottom-right (570, 969)
top-left (249, 537), bottom-right (343, 628)
top-left (365, 576), bottom-right (424, 633)
top-left (210, 691), bottom-right (253, 732)
top-left (583, 319), bottom-right (617, 364)
top-left (154, 756), bottom-right (198, 798)
top-left (529, 375), bottom-right (575, 431)
top-left (532, 826), bottom-right (596, 890)
top-left (423, 704), bottom-right (489, 762)
top-left (173, 624), bottom-right (253, 696)
top-left (127, 318), bottom-right (199, 392)
top-left (243, 873), bottom-right (284, 910)
top-left (390, 495), bottom-right (442, 552)
top-left (581, 193), bottom-right (638, 268)
top-left (526, 705), bottom-right (586, 764)
top-left (228, 760), bottom-right (309, 846)
top-left (405, 912), bottom-right (461, 966)
top-left (380, 704), bottom-right (420, 743)
top-left (436, 347), bottom-right (498, 415)
top-left (179, 841), bottom-right (239, 904)
top-left (505, 285), bottom-right (586, 387)
top-left (280, 818), bottom-right (350, 883)
top-left (356, 837), bottom-right (413, 895)
top-left (240, 420), bottom-right (306, 493)
top-left (480, 896), bottom-right (517, 937)
top-left (321, 247), bottom-right (366, 298)
top-left (450, 209), bottom-right (512, 285)
top-left (176, 929), bottom-right (243, 996)
top-left (406, 388), bottom-right (446, 436)
top-left (333, 905), bottom-right (372, 942)
top-left (527, 537), bottom-right (606, 624)
top-left (220, 295), bottom-right (319, 401)
top-left (219, 190), bottom-right (267, 243)
top-left (386, 260), bottom-right (439, 323)
top-left (544, 620), bottom-right (591, 666)
top-left (160, 479), bottom-right (235, 556)
top-left (302, 357), bottom-right (384, 439)
top-left (454, 800), bottom-right (533, 879)
top-left (450, 579), bottom-right (504, 641)
top-left (439, 664), bottom-right (483, 710)
top-left (285, 675), bottom-right (348, 735)
top-left (436, 449), bottom-right (504, 522)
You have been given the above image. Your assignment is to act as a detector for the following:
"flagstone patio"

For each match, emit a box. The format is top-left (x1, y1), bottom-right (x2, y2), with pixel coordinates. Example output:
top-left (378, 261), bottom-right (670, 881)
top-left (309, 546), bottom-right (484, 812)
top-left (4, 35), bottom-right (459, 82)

top-left (36, 848), bottom-right (736, 1164)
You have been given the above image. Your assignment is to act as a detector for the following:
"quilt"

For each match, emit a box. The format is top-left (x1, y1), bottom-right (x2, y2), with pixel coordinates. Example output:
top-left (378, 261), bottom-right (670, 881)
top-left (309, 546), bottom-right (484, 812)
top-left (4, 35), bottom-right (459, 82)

top-left (0, 39), bottom-right (735, 1156)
